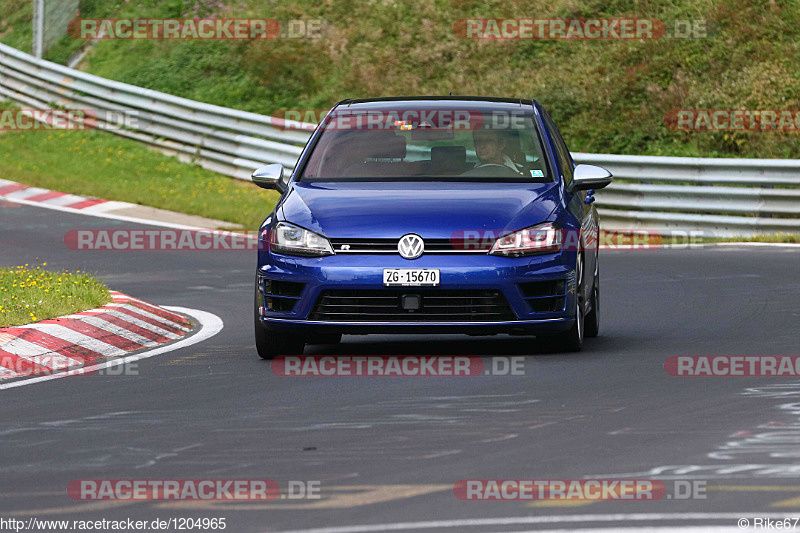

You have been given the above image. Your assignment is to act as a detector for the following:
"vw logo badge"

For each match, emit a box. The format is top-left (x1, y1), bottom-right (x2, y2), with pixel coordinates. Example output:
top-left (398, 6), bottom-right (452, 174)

top-left (398, 234), bottom-right (424, 259)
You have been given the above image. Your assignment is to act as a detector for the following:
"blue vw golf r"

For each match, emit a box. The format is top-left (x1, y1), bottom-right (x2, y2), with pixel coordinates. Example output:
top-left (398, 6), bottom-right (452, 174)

top-left (251, 97), bottom-right (613, 357)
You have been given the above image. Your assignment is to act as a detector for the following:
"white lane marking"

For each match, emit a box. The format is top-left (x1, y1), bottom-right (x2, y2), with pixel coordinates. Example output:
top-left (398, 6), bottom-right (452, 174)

top-left (269, 514), bottom-right (800, 533)
top-left (418, 450), bottom-right (461, 459)
top-left (13, 323), bottom-right (127, 357)
top-left (480, 433), bottom-right (518, 443)
top-left (594, 464), bottom-right (800, 479)
top-left (476, 526), bottom-right (742, 533)
top-left (101, 309), bottom-right (181, 339)
top-left (0, 307), bottom-right (223, 391)
top-left (61, 315), bottom-right (157, 347)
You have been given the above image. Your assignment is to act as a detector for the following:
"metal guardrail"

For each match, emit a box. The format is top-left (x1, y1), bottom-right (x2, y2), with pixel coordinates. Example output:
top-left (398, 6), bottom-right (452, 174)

top-left (0, 41), bottom-right (310, 180)
top-left (572, 154), bottom-right (800, 236)
top-left (1, 42), bottom-right (799, 236)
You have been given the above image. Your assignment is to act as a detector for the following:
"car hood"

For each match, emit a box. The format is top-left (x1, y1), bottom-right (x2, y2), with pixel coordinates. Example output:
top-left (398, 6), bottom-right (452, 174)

top-left (280, 181), bottom-right (562, 239)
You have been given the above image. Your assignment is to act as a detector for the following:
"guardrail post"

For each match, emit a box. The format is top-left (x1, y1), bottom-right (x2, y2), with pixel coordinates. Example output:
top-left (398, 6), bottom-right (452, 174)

top-left (32, 0), bottom-right (44, 58)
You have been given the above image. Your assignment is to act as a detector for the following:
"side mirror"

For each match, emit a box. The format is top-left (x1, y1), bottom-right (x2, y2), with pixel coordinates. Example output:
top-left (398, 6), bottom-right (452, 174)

top-left (568, 164), bottom-right (613, 193)
top-left (251, 164), bottom-right (288, 193)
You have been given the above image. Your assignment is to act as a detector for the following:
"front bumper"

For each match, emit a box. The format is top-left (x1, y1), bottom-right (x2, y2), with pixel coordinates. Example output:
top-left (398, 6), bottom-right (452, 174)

top-left (256, 250), bottom-right (577, 336)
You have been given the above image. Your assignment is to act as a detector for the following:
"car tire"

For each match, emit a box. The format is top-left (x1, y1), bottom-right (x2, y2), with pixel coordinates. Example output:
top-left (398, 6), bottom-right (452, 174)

top-left (584, 254), bottom-right (600, 338)
top-left (542, 254), bottom-right (584, 352)
top-left (254, 282), bottom-right (305, 359)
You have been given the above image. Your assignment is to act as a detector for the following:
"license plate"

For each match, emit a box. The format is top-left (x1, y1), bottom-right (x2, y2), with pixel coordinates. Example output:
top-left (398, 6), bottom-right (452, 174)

top-left (383, 269), bottom-right (440, 286)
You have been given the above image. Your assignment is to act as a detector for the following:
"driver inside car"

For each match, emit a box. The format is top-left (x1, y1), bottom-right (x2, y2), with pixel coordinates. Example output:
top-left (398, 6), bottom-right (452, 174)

top-left (472, 128), bottom-right (525, 174)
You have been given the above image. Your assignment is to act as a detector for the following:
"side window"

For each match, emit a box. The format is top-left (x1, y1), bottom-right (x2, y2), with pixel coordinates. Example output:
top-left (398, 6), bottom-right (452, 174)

top-left (542, 111), bottom-right (574, 187)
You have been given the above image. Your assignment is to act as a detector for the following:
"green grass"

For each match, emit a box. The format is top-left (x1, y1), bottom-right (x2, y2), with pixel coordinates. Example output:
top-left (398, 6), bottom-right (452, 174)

top-left (0, 263), bottom-right (111, 327)
top-left (3, 0), bottom-right (797, 158)
top-left (0, 0), bottom-right (129, 63)
top-left (608, 232), bottom-right (800, 245)
top-left (0, 126), bottom-right (279, 229)
top-left (717, 233), bottom-right (800, 243)
top-left (0, 0), bottom-right (34, 54)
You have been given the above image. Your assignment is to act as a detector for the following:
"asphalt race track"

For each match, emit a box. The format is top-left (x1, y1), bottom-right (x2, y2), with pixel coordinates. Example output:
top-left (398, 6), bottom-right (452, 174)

top-left (2, 200), bottom-right (800, 532)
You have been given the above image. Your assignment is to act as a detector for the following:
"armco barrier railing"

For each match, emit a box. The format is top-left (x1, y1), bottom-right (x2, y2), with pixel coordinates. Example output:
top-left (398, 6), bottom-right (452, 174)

top-left (573, 154), bottom-right (800, 236)
top-left (0, 42), bottom-right (311, 181)
top-left (1, 41), bottom-right (799, 237)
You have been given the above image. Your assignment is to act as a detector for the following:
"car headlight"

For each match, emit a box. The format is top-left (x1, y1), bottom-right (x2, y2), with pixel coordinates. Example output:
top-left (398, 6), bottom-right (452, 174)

top-left (270, 222), bottom-right (333, 257)
top-left (489, 222), bottom-right (562, 257)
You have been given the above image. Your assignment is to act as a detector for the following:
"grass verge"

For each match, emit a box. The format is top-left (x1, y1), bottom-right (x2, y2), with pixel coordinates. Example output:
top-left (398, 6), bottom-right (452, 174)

top-left (0, 263), bottom-right (111, 327)
top-left (716, 233), bottom-right (800, 243)
top-left (614, 232), bottom-right (800, 246)
top-left (0, 123), bottom-right (279, 230)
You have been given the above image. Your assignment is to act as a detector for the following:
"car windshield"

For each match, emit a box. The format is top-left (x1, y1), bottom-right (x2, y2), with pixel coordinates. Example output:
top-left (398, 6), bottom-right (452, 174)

top-left (300, 108), bottom-right (550, 182)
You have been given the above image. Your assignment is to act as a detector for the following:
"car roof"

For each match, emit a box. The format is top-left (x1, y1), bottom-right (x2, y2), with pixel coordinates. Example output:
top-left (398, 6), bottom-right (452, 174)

top-left (334, 96), bottom-right (540, 113)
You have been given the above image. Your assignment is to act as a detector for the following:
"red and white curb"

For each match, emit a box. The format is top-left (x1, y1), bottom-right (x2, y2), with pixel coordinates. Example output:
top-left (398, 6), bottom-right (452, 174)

top-left (0, 291), bottom-right (192, 380)
top-left (0, 178), bottom-right (125, 213)
top-left (0, 178), bottom-right (222, 230)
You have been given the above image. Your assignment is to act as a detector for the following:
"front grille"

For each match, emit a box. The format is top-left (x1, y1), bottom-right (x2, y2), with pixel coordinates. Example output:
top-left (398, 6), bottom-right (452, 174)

top-left (265, 297), bottom-right (297, 312)
top-left (519, 280), bottom-right (565, 298)
top-left (518, 279), bottom-right (567, 313)
top-left (260, 278), bottom-right (305, 313)
top-left (309, 289), bottom-right (517, 322)
top-left (329, 238), bottom-right (489, 254)
top-left (265, 279), bottom-right (305, 297)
